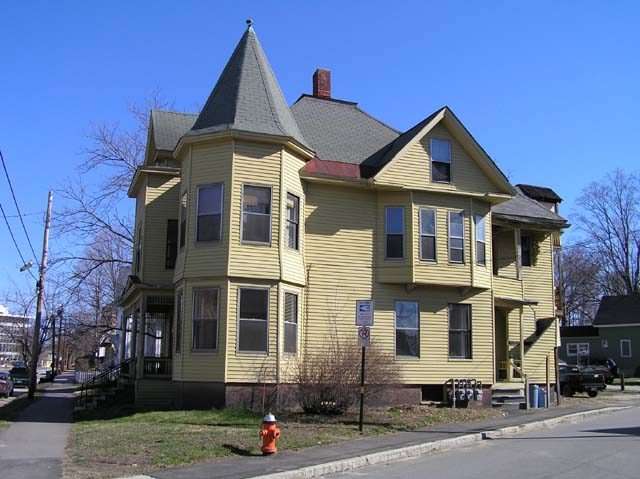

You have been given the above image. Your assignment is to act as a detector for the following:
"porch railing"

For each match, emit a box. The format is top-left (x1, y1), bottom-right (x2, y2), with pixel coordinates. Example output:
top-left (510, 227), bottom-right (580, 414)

top-left (78, 357), bottom-right (135, 408)
top-left (143, 356), bottom-right (172, 377)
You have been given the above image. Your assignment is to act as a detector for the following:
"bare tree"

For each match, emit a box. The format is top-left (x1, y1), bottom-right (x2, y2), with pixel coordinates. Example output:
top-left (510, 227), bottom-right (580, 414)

top-left (574, 169), bottom-right (640, 296)
top-left (561, 245), bottom-right (602, 325)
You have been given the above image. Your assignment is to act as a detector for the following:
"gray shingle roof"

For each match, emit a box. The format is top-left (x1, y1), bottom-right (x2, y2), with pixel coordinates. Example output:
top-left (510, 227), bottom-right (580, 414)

top-left (151, 110), bottom-right (196, 151)
top-left (593, 295), bottom-right (640, 326)
top-left (291, 95), bottom-right (399, 165)
top-left (492, 186), bottom-right (568, 226)
top-left (188, 27), bottom-right (308, 149)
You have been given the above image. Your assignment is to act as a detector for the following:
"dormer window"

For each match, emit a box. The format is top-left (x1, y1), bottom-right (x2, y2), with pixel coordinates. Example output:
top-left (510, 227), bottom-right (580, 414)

top-left (430, 138), bottom-right (451, 183)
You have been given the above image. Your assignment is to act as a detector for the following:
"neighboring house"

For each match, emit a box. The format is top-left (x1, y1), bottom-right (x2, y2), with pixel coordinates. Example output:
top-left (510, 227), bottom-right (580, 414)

top-left (592, 295), bottom-right (640, 376)
top-left (117, 24), bottom-right (568, 408)
top-left (559, 325), bottom-right (602, 366)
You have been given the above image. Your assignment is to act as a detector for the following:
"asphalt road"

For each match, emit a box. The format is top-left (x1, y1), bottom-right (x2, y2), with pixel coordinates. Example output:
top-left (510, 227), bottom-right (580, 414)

top-left (327, 406), bottom-right (640, 479)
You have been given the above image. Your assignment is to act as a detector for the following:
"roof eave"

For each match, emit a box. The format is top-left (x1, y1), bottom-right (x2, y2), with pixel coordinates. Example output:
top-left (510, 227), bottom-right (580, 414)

top-left (174, 129), bottom-right (315, 160)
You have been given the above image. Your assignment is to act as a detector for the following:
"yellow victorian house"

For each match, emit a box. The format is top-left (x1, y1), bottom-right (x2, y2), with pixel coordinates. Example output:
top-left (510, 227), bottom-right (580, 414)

top-left (117, 24), bottom-right (568, 409)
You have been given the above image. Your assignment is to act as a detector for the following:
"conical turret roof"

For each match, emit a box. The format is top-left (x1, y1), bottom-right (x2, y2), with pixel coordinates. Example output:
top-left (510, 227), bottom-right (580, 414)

top-left (189, 25), bottom-right (309, 149)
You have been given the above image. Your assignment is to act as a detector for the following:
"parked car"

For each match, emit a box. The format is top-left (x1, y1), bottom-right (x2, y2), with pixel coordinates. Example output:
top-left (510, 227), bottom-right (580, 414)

top-left (9, 366), bottom-right (29, 388)
top-left (0, 371), bottom-right (14, 397)
top-left (587, 358), bottom-right (618, 384)
top-left (558, 364), bottom-right (606, 397)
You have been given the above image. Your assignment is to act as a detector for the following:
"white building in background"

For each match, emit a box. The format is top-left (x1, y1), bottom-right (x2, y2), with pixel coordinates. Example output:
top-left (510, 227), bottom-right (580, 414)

top-left (0, 305), bottom-right (30, 366)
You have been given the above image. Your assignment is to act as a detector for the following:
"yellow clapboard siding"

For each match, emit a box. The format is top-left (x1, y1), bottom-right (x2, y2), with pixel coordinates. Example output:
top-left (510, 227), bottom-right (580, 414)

top-left (522, 234), bottom-right (555, 318)
top-left (182, 142), bottom-right (233, 279)
top-left (173, 279), bottom-right (227, 382)
top-left (378, 123), bottom-right (501, 194)
top-left (280, 150), bottom-right (306, 286)
top-left (226, 279), bottom-right (279, 382)
top-left (228, 141), bottom-right (281, 280)
top-left (143, 174), bottom-right (180, 285)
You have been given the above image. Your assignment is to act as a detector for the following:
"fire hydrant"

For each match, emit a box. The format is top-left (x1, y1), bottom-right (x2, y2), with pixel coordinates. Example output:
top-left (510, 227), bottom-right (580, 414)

top-left (259, 412), bottom-right (281, 455)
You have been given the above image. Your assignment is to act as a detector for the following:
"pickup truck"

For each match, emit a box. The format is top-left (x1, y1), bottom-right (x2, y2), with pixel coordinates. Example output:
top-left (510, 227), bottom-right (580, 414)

top-left (559, 364), bottom-right (606, 397)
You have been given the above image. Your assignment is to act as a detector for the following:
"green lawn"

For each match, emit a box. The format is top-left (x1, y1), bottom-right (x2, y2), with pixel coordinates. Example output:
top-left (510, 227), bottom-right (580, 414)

top-left (65, 404), bottom-right (503, 479)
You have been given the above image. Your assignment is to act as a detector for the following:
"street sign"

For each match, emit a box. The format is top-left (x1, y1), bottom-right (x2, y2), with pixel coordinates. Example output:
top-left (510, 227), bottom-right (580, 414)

top-left (358, 326), bottom-right (371, 347)
top-left (356, 300), bottom-right (374, 326)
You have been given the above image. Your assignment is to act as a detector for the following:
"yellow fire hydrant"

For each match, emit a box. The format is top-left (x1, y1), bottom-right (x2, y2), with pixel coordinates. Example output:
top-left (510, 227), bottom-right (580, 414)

top-left (259, 412), bottom-right (281, 455)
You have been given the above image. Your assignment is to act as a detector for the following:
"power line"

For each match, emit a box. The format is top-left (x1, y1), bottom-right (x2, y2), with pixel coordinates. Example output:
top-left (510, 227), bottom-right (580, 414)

top-left (0, 201), bottom-right (37, 281)
top-left (1, 149), bottom-right (40, 267)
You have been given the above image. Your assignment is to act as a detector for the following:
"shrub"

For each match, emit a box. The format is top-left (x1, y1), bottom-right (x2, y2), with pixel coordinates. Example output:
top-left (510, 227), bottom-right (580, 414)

top-left (294, 339), bottom-right (397, 415)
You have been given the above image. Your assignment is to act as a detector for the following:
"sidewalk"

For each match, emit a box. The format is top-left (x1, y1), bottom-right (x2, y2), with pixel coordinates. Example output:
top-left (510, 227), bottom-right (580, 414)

top-left (0, 371), bottom-right (77, 479)
top-left (138, 396), bottom-right (637, 479)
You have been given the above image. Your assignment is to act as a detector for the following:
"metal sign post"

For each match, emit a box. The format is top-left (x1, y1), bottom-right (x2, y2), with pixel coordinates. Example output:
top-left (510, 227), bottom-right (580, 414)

top-left (355, 300), bottom-right (374, 433)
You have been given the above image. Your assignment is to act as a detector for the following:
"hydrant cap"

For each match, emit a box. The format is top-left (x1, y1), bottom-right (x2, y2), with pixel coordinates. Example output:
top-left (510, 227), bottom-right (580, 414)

top-left (263, 413), bottom-right (277, 423)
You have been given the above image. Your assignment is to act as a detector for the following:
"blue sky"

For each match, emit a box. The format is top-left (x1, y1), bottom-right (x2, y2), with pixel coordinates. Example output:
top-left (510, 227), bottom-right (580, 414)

top-left (1, 1), bottom-right (639, 297)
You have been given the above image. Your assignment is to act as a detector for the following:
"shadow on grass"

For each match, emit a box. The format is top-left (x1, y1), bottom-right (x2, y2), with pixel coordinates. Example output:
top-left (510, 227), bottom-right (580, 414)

top-left (0, 395), bottom-right (36, 423)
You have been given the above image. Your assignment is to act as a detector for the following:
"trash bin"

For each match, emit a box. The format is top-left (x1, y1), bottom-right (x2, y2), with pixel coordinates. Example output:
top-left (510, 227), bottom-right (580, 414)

top-left (538, 387), bottom-right (547, 408)
top-left (529, 384), bottom-right (539, 408)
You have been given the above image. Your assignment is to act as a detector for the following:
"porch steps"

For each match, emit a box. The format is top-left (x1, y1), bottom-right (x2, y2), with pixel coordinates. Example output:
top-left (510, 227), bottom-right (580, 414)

top-left (491, 382), bottom-right (525, 408)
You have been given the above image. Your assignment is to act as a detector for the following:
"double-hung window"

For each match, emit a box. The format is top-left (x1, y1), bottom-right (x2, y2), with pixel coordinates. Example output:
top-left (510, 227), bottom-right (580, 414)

top-left (521, 234), bottom-right (532, 266)
top-left (395, 301), bottom-right (419, 357)
top-left (179, 192), bottom-right (187, 248)
top-left (286, 193), bottom-right (300, 250)
top-left (448, 211), bottom-right (464, 263)
top-left (242, 185), bottom-right (272, 244)
top-left (449, 304), bottom-right (471, 359)
top-left (419, 208), bottom-right (436, 261)
top-left (621, 339), bottom-right (632, 358)
top-left (385, 207), bottom-right (404, 259)
top-left (192, 288), bottom-right (218, 351)
top-left (475, 214), bottom-right (486, 266)
top-left (175, 289), bottom-right (183, 353)
top-left (284, 292), bottom-right (298, 354)
top-left (238, 288), bottom-right (269, 353)
top-left (567, 342), bottom-right (590, 357)
top-left (196, 185), bottom-right (223, 242)
top-left (165, 219), bottom-right (178, 268)
top-left (430, 138), bottom-right (451, 183)
top-left (135, 227), bottom-right (142, 274)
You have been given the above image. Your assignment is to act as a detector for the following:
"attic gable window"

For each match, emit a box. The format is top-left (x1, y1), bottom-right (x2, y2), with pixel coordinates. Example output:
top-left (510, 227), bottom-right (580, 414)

top-left (196, 184), bottom-right (223, 242)
top-left (242, 185), bottom-right (272, 245)
top-left (430, 138), bottom-right (451, 183)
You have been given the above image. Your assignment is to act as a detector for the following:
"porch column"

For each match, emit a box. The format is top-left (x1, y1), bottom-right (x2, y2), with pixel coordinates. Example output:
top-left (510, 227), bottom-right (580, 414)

top-left (117, 310), bottom-right (127, 363)
top-left (136, 301), bottom-right (147, 379)
top-left (130, 310), bottom-right (138, 360)
top-left (519, 306), bottom-right (525, 376)
top-left (514, 228), bottom-right (522, 280)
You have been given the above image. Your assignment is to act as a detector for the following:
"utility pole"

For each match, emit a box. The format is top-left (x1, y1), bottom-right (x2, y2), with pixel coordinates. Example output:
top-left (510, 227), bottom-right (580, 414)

top-left (28, 190), bottom-right (53, 399)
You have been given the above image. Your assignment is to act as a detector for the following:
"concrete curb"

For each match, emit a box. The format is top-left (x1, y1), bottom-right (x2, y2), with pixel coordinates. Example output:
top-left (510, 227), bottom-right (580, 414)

top-left (249, 406), bottom-right (630, 479)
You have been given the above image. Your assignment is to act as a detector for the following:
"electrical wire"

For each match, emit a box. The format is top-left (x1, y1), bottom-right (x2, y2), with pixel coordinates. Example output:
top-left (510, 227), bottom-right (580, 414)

top-left (1, 149), bottom-right (40, 267)
top-left (0, 201), bottom-right (38, 281)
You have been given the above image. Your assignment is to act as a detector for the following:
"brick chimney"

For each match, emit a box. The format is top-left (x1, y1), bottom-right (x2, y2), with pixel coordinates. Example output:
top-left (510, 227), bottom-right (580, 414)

top-left (313, 68), bottom-right (331, 99)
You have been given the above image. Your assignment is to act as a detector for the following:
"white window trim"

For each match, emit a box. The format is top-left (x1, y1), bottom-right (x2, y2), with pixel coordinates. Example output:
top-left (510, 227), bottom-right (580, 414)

top-left (195, 184), bottom-right (224, 243)
top-left (285, 192), bottom-right (300, 251)
top-left (191, 287), bottom-right (220, 353)
top-left (621, 339), bottom-right (632, 358)
top-left (241, 184), bottom-right (273, 246)
top-left (385, 206), bottom-right (405, 260)
top-left (448, 303), bottom-right (472, 359)
top-left (419, 207), bottom-right (437, 262)
top-left (180, 191), bottom-right (187, 249)
top-left (237, 287), bottom-right (270, 354)
top-left (394, 300), bottom-right (420, 358)
top-left (475, 214), bottom-right (486, 267)
top-left (283, 291), bottom-right (299, 355)
top-left (430, 138), bottom-right (452, 184)
top-left (602, 339), bottom-right (608, 348)
top-left (448, 211), bottom-right (465, 264)
top-left (566, 342), bottom-right (589, 357)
